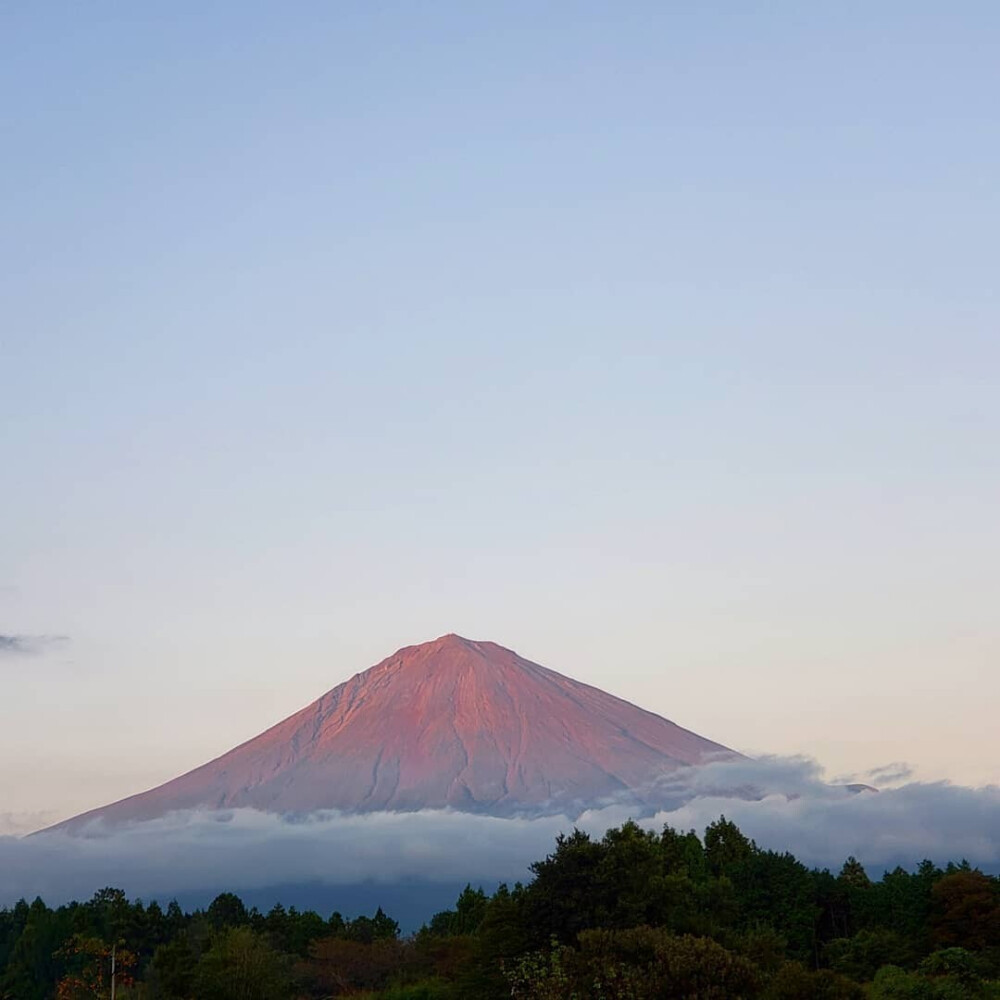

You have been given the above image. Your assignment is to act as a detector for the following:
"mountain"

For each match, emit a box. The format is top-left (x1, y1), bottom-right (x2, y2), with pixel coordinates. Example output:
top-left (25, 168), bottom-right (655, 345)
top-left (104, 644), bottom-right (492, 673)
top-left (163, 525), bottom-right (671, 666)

top-left (49, 634), bottom-right (736, 831)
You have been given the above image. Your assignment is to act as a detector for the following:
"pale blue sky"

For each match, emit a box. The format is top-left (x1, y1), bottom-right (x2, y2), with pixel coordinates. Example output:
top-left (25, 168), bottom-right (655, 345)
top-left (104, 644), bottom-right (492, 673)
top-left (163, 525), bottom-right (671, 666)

top-left (2, 2), bottom-right (998, 829)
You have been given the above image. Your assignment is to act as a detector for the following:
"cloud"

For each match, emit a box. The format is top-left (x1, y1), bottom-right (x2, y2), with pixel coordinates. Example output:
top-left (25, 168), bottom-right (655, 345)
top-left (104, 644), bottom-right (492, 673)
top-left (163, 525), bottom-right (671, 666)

top-left (2, 757), bottom-right (998, 908)
top-left (832, 761), bottom-right (916, 788)
top-left (3, 809), bottom-right (569, 905)
top-left (0, 811), bottom-right (62, 838)
top-left (638, 758), bottom-right (1000, 873)
top-left (864, 762), bottom-right (916, 786)
top-left (0, 634), bottom-right (69, 657)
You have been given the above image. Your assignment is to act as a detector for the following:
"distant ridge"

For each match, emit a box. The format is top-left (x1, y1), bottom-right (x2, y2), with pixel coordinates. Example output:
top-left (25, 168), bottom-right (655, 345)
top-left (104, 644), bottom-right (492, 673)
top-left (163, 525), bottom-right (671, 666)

top-left (47, 634), bottom-right (738, 831)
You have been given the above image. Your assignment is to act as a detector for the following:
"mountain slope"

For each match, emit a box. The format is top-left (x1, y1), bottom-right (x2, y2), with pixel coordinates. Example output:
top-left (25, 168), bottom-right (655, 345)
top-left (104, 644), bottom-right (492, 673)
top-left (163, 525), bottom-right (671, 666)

top-left (50, 634), bottom-right (736, 829)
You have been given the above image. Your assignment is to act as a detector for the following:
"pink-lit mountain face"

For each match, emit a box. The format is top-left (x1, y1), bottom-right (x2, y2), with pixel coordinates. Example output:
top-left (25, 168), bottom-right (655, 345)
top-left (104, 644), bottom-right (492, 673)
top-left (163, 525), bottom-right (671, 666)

top-left (52, 635), bottom-right (737, 830)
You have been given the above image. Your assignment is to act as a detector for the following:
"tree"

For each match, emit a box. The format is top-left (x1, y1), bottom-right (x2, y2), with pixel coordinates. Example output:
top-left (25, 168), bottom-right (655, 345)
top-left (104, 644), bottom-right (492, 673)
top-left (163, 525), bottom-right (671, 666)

top-left (300, 936), bottom-right (407, 996)
top-left (194, 926), bottom-right (291, 1000)
top-left (660, 825), bottom-right (708, 880)
top-left (427, 885), bottom-right (489, 936)
top-left (504, 937), bottom-right (574, 1000)
top-left (839, 857), bottom-right (871, 889)
top-left (594, 821), bottom-right (669, 929)
top-left (704, 816), bottom-right (756, 878)
top-left (868, 862), bottom-right (940, 949)
top-left (929, 870), bottom-right (1000, 951)
top-left (0, 897), bottom-right (67, 1000)
top-left (341, 907), bottom-right (399, 945)
top-left (576, 927), bottom-right (764, 999)
top-left (84, 889), bottom-right (132, 946)
top-left (149, 934), bottom-right (198, 998)
top-left (455, 883), bottom-right (531, 1000)
top-left (919, 947), bottom-right (987, 990)
top-left (207, 894), bottom-right (249, 930)
top-left (525, 829), bottom-right (605, 944)
top-left (734, 849), bottom-right (819, 963)
top-left (55, 935), bottom-right (137, 1000)
top-left (826, 928), bottom-right (916, 982)
top-left (767, 961), bottom-right (863, 999)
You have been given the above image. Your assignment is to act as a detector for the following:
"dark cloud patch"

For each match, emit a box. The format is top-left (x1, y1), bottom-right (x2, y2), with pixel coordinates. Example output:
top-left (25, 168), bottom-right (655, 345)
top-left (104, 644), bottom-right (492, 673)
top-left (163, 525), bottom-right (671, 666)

top-left (2, 757), bottom-right (998, 907)
top-left (0, 634), bottom-right (68, 657)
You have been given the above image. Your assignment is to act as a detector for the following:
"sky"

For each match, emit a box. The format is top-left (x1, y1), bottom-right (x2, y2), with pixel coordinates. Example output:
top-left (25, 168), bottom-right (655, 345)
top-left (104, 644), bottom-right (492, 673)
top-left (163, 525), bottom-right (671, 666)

top-left (2, 2), bottom-right (999, 834)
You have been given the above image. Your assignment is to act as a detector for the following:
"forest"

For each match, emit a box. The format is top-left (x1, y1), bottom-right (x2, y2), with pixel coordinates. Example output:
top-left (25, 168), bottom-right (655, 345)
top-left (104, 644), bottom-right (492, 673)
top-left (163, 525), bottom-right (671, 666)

top-left (2, 817), bottom-right (999, 999)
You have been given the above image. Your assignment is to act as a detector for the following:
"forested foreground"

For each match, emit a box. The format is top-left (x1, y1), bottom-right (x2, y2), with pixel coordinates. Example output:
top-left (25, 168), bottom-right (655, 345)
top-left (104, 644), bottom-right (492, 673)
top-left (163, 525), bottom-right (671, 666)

top-left (3, 818), bottom-right (1000, 999)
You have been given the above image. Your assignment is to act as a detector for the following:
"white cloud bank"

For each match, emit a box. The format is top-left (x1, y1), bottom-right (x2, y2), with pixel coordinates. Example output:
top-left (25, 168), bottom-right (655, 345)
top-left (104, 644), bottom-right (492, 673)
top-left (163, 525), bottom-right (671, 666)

top-left (1, 757), bottom-right (998, 906)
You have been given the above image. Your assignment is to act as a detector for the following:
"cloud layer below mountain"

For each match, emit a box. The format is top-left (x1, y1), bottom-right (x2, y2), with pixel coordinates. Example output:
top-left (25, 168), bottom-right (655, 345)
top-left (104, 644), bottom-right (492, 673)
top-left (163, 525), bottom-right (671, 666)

top-left (2, 757), bottom-right (998, 907)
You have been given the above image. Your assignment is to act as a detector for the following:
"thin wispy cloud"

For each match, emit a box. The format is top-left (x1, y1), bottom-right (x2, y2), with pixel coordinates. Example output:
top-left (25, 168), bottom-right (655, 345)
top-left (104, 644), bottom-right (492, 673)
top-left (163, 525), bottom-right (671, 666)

top-left (832, 761), bottom-right (916, 789)
top-left (865, 762), bottom-right (915, 786)
top-left (0, 634), bottom-right (69, 657)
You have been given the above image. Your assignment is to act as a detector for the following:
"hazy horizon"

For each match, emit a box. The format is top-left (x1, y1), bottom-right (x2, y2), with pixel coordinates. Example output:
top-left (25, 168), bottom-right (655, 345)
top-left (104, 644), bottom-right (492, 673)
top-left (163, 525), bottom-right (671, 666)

top-left (3, 2), bottom-right (999, 834)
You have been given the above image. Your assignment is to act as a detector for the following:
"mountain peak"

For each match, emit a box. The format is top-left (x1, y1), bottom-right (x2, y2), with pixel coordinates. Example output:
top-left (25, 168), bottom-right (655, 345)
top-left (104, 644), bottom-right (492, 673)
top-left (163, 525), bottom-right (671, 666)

top-left (402, 632), bottom-right (496, 655)
top-left (406, 632), bottom-right (485, 655)
top-left (376, 633), bottom-right (521, 682)
top-left (48, 636), bottom-right (738, 832)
